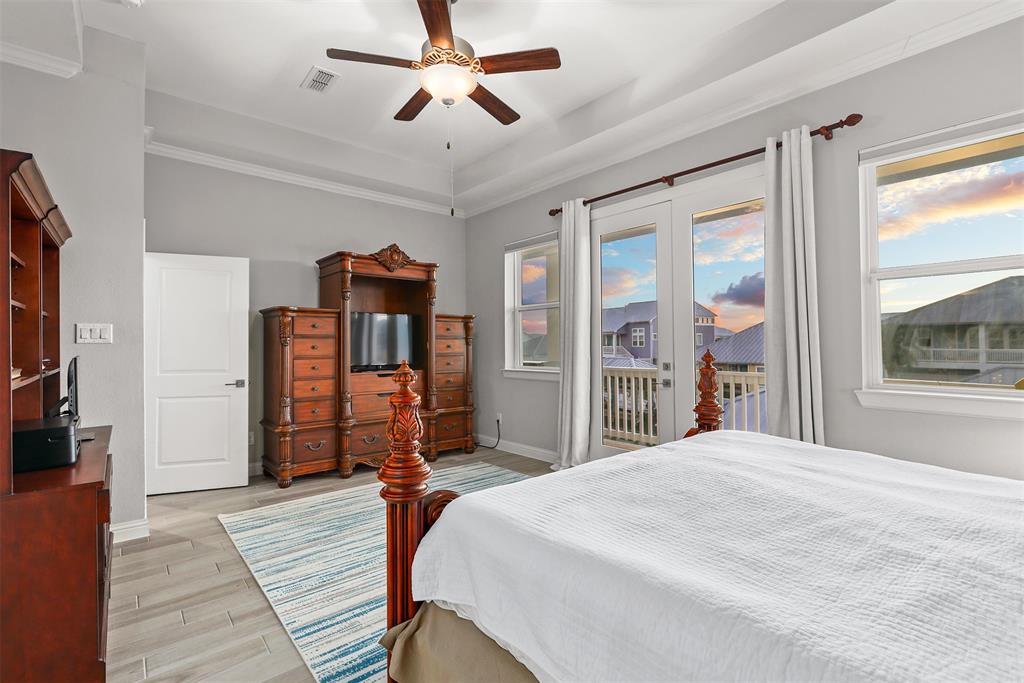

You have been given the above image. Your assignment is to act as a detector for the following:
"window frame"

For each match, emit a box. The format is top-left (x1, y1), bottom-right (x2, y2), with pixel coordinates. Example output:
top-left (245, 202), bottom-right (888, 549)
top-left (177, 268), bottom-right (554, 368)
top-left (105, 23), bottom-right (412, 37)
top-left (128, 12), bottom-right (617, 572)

top-left (695, 332), bottom-right (703, 347)
top-left (504, 236), bottom-right (560, 380)
top-left (856, 122), bottom-right (1024, 420)
top-left (632, 327), bottom-right (645, 348)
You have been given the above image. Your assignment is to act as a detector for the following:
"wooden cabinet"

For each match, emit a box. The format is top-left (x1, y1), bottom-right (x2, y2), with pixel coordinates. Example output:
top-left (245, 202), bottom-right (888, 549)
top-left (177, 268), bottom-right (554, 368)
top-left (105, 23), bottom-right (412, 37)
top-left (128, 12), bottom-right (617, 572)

top-left (259, 246), bottom-right (476, 487)
top-left (433, 314), bottom-right (475, 455)
top-left (260, 307), bottom-right (340, 487)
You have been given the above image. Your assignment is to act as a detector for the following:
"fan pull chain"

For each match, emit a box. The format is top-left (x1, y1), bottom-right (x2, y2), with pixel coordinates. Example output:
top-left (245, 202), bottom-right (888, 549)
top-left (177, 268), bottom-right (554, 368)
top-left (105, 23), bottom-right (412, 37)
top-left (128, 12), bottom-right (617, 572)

top-left (447, 105), bottom-right (455, 217)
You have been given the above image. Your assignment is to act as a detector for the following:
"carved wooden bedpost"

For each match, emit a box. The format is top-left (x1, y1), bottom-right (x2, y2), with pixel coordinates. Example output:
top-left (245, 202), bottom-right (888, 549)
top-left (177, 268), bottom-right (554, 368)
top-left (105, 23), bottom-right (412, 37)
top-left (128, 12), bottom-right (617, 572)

top-left (379, 361), bottom-right (431, 636)
top-left (684, 350), bottom-right (723, 438)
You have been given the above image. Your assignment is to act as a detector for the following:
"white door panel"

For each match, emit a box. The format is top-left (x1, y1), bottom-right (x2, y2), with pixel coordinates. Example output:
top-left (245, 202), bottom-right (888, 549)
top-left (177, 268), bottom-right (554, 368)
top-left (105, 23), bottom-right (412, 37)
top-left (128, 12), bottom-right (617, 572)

top-left (145, 253), bottom-right (249, 494)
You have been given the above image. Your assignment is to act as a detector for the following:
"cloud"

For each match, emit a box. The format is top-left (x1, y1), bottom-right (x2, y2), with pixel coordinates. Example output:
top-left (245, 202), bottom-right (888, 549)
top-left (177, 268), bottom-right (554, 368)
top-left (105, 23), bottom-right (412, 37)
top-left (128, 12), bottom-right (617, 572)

top-left (521, 262), bottom-right (546, 284)
top-left (602, 266), bottom-right (655, 301)
top-left (878, 163), bottom-right (1024, 241)
top-left (693, 213), bottom-right (765, 265)
top-left (601, 246), bottom-right (619, 257)
top-left (711, 272), bottom-right (765, 308)
top-left (522, 316), bottom-right (547, 335)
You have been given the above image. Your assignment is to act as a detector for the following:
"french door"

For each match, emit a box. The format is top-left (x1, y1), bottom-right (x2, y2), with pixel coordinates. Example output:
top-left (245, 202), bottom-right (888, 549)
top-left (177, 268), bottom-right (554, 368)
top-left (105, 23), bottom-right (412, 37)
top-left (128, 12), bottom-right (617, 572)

top-left (590, 202), bottom-right (674, 458)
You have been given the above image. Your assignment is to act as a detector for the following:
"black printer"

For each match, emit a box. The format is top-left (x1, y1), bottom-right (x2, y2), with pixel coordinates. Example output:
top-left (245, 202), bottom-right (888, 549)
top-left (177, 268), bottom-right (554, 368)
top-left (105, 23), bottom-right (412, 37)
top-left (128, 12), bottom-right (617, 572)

top-left (13, 414), bottom-right (80, 473)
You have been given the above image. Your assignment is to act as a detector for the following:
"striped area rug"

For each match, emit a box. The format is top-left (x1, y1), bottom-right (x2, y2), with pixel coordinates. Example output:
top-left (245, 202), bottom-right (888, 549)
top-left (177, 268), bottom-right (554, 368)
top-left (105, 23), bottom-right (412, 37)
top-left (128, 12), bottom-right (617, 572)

top-left (219, 463), bottom-right (528, 683)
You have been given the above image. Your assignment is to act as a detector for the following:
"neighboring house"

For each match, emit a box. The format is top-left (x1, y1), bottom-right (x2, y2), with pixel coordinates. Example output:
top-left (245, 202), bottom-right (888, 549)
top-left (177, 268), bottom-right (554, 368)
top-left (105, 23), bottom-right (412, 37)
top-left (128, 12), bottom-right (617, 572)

top-left (694, 302), bottom-right (716, 355)
top-left (602, 301), bottom-right (658, 362)
top-left (704, 322), bottom-right (765, 373)
top-left (881, 276), bottom-right (1024, 383)
top-left (714, 326), bottom-right (734, 341)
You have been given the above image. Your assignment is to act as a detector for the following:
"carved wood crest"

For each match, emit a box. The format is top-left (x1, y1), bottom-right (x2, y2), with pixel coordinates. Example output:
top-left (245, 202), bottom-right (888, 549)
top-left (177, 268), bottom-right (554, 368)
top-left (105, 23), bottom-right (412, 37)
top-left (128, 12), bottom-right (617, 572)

top-left (279, 316), bottom-right (292, 346)
top-left (371, 243), bottom-right (414, 272)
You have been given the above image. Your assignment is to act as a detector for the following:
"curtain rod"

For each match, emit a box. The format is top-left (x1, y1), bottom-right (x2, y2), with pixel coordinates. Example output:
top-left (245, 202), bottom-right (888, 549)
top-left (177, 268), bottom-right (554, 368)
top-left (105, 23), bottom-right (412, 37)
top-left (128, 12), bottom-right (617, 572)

top-left (547, 113), bottom-right (863, 216)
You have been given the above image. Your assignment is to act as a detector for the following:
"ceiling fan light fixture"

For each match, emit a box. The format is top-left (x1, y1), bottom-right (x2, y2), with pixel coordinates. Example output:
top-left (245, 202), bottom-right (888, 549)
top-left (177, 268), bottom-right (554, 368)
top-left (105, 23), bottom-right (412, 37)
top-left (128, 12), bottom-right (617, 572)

top-left (419, 63), bottom-right (477, 107)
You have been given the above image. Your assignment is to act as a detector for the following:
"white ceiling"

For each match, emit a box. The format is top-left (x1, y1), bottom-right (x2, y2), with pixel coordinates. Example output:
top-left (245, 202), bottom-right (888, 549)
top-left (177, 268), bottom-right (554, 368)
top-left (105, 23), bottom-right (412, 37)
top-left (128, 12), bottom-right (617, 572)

top-left (4, 0), bottom-right (1021, 215)
top-left (80, 0), bottom-right (781, 168)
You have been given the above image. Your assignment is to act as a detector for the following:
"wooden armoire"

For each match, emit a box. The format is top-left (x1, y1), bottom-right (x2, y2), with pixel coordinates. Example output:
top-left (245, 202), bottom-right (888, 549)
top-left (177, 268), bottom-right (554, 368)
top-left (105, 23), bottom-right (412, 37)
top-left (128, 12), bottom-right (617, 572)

top-left (260, 244), bottom-right (474, 487)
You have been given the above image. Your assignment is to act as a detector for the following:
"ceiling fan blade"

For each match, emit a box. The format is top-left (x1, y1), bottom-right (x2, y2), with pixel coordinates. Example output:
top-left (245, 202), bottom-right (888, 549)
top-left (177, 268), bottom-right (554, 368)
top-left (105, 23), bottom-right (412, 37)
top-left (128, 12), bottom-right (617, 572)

top-left (395, 89), bottom-right (433, 121)
top-left (326, 49), bottom-right (414, 69)
top-left (478, 48), bottom-right (561, 75)
top-left (468, 84), bottom-right (520, 125)
top-left (417, 0), bottom-right (455, 50)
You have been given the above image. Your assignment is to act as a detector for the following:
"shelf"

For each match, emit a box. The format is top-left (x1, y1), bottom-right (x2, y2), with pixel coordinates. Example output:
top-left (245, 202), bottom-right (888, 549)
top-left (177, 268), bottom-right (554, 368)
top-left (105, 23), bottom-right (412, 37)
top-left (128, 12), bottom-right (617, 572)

top-left (42, 368), bottom-right (59, 379)
top-left (12, 374), bottom-right (39, 390)
top-left (10, 252), bottom-right (26, 269)
top-left (10, 298), bottom-right (26, 311)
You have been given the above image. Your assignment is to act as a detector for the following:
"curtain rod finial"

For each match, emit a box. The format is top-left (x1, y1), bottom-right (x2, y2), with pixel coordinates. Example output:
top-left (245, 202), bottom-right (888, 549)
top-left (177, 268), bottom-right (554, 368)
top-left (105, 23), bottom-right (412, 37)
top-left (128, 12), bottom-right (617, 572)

top-left (844, 113), bottom-right (863, 127)
top-left (548, 208), bottom-right (562, 217)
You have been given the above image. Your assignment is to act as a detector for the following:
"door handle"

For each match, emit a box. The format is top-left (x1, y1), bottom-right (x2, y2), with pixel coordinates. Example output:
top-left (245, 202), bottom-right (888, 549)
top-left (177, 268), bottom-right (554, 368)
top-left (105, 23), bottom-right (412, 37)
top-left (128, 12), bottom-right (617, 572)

top-left (225, 379), bottom-right (246, 387)
top-left (661, 378), bottom-right (672, 388)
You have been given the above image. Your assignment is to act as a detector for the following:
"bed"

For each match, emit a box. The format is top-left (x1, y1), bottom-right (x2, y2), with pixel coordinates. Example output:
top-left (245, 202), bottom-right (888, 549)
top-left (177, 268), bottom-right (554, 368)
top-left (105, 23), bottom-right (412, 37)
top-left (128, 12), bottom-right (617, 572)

top-left (376, 360), bottom-right (1022, 683)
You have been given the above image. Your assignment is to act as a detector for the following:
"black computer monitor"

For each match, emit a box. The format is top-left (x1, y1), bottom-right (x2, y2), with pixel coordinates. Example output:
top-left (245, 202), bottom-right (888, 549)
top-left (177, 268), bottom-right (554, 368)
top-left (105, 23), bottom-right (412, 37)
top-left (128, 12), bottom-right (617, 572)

top-left (46, 356), bottom-right (78, 418)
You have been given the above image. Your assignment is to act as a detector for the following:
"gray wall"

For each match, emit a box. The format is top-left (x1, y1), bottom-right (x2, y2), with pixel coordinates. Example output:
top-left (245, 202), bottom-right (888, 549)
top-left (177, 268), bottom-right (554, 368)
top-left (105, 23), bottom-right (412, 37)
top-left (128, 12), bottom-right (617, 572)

top-left (466, 20), bottom-right (1024, 479)
top-left (144, 155), bottom-right (467, 469)
top-left (0, 28), bottom-right (147, 523)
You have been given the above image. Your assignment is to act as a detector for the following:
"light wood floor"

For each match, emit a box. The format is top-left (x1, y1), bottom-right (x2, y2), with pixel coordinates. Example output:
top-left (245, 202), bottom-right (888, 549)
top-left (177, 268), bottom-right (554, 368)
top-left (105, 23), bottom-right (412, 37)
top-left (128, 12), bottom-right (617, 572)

top-left (106, 449), bottom-right (550, 683)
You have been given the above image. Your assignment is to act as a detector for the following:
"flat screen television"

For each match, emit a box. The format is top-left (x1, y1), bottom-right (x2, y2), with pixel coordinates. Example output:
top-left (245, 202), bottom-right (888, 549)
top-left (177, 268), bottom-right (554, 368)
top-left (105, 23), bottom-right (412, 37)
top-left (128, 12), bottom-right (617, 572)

top-left (351, 312), bottom-right (414, 371)
top-left (46, 356), bottom-right (78, 418)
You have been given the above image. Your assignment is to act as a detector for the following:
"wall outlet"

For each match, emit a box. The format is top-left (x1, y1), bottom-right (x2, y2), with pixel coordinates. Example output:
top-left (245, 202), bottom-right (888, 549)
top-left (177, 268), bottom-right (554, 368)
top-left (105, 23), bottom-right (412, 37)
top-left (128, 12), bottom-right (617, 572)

top-left (248, 431), bottom-right (255, 446)
top-left (75, 323), bottom-right (113, 344)
top-left (496, 412), bottom-right (503, 424)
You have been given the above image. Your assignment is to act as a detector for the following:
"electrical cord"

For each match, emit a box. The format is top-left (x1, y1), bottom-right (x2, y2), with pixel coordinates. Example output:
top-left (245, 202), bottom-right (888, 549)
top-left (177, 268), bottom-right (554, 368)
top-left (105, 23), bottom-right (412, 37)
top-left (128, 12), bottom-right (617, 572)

top-left (475, 419), bottom-right (501, 450)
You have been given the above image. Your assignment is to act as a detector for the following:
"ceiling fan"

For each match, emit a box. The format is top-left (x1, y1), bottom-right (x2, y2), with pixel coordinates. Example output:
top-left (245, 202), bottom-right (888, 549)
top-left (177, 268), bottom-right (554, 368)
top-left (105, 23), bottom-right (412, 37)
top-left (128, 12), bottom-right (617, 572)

top-left (326, 0), bottom-right (560, 125)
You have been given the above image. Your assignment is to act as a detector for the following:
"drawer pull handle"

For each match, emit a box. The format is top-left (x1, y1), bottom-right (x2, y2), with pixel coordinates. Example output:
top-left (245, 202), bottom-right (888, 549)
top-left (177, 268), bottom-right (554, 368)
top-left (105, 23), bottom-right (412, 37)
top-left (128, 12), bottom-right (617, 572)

top-left (362, 434), bottom-right (380, 445)
top-left (311, 322), bottom-right (321, 329)
top-left (446, 378), bottom-right (454, 384)
top-left (443, 424), bottom-right (453, 431)
top-left (311, 385), bottom-right (320, 392)
top-left (377, 392), bottom-right (392, 397)
top-left (311, 364), bottom-right (320, 370)
top-left (311, 344), bottom-right (319, 350)
top-left (311, 407), bottom-right (320, 415)
top-left (446, 344), bottom-right (453, 349)
top-left (304, 440), bottom-right (327, 451)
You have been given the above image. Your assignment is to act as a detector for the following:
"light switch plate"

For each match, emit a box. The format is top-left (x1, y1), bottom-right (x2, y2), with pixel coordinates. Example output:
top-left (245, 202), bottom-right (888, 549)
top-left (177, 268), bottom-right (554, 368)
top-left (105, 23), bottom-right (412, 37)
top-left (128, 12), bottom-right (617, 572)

top-left (75, 323), bottom-right (113, 344)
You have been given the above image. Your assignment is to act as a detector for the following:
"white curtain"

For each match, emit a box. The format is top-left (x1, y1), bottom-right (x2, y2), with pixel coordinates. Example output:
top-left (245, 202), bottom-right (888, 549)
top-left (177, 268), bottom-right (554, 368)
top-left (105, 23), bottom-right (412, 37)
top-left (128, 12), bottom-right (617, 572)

top-left (764, 126), bottom-right (825, 444)
top-left (556, 198), bottom-right (592, 469)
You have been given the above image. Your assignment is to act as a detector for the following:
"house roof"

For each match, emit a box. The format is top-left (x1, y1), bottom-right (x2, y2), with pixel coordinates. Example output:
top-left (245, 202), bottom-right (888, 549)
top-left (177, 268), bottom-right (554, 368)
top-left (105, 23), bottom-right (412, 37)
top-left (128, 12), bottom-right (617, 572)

top-left (703, 321), bottom-right (764, 364)
top-left (602, 356), bottom-right (656, 369)
top-left (602, 300), bottom-right (657, 332)
top-left (886, 276), bottom-right (1024, 326)
top-left (715, 326), bottom-right (735, 337)
top-left (694, 302), bottom-right (716, 319)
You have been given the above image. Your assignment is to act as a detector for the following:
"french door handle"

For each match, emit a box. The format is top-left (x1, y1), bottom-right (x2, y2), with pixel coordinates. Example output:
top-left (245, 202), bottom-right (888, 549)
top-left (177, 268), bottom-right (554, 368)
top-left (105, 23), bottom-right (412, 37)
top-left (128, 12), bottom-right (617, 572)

top-left (660, 378), bottom-right (672, 388)
top-left (225, 379), bottom-right (246, 388)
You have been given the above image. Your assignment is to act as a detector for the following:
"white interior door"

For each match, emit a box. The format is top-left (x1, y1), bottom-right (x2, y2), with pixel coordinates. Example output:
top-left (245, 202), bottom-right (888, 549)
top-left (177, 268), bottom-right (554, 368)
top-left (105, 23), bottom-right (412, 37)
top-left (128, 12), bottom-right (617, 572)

top-left (145, 253), bottom-right (250, 495)
top-left (590, 201), bottom-right (674, 458)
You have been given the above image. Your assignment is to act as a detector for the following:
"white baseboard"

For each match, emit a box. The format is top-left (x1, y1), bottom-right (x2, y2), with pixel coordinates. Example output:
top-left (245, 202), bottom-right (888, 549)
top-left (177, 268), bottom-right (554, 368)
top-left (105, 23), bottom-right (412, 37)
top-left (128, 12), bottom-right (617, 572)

top-left (475, 433), bottom-right (557, 464)
top-left (111, 518), bottom-right (150, 543)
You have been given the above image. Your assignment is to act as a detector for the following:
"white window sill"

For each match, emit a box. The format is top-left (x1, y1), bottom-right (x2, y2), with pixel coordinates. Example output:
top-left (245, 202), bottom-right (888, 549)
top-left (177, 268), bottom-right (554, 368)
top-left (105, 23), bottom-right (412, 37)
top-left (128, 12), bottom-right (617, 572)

top-left (855, 387), bottom-right (1024, 421)
top-left (502, 368), bottom-right (560, 382)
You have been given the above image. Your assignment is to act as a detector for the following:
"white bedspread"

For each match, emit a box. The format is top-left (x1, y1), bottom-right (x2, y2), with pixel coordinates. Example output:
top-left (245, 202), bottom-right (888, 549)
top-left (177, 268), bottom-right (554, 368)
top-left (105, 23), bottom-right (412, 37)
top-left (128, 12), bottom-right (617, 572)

top-left (412, 431), bottom-right (1023, 683)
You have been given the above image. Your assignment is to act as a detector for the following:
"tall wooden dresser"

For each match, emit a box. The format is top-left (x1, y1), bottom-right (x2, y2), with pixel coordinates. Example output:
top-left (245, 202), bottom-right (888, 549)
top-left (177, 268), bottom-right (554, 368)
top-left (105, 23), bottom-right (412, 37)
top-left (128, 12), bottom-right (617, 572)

top-left (432, 314), bottom-right (475, 457)
top-left (260, 307), bottom-right (340, 488)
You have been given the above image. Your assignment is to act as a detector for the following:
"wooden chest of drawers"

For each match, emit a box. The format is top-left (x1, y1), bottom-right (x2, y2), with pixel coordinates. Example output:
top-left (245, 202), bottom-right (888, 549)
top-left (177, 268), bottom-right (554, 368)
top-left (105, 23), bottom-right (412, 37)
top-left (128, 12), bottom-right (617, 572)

top-left (429, 314), bottom-right (475, 458)
top-left (260, 307), bottom-right (341, 487)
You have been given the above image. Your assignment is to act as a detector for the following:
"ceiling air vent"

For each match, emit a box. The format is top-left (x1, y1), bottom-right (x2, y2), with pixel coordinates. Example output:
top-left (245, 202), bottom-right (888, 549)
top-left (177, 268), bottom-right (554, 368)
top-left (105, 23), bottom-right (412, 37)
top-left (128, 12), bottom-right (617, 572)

top-left (300, 66), bottom-right (338, 93)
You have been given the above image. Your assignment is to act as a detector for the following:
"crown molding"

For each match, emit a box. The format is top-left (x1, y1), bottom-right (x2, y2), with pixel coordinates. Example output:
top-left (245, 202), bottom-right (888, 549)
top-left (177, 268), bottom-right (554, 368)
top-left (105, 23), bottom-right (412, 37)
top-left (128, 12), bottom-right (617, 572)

top-left (460, 0), bottom-right (1024, 218)
top-left (145, 138), bottom-right (465, 219)
top-left (0, 41), bottom-right (82, 78)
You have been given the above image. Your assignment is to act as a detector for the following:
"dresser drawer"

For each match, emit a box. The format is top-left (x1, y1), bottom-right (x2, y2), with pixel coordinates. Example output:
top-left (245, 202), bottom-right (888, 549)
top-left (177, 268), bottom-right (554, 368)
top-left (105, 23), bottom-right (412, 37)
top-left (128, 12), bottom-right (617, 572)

top-left (294, 398), bottom-right (335, 424)
top-left (351, 391), bottom-right (394, 415)
top-left (437, 372), bottom-right (464, 390)
top-left (436, 320), bottom-right (464, 338)
top-left (294, 316), bottom-right (336, 336)
top-left (294, 378), bottom-right (335, 399)
top-left (293, 427), bottom-right (336, 463)
top-left (293, 338), bottom-right (333, 357)
top-left (436, 413), bottom-right (466, 440)
top-left (351, 421), bottom-right (388, 456)
top-left (436, 338), bottom-right (465, 355)
top-left (294, 358), bottom-right (335, 378)
top-left (350, 370), bottom-right (424, 395)
top-left (437, 389), bottom-right (466, 409)
top-left (436, 354), bottom-right (464, 373)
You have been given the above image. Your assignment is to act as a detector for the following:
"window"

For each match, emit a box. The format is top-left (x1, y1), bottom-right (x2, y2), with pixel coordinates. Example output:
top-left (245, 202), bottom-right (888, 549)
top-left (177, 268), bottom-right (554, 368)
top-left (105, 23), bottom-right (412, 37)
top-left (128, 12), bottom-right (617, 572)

top-left (505, 237), bottom-right (559, 375)
top-left (695, 332), bottom-right (703, 347)
top-left (632, 327), bottom-right (645, 347)
top-left (859, 126), bottom-right (1024, 416)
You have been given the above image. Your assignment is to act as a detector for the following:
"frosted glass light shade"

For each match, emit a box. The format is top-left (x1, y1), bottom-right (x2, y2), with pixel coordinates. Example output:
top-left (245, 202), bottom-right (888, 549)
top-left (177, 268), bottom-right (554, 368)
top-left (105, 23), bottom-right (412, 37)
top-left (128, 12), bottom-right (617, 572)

top-left (419, 64), bottom-right (477, 107)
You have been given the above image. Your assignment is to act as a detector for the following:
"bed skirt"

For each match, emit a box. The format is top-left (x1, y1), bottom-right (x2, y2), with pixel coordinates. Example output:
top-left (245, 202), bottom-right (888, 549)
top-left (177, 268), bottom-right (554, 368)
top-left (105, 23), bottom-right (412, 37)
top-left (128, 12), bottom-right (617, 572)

top-left (380, 602), bottom-right (538, 683)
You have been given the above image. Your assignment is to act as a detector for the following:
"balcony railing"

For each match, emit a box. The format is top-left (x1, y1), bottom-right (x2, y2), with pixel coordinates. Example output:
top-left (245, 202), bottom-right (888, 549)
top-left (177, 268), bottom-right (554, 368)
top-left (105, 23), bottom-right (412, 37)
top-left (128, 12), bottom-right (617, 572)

top-left (602, 367), bottom-right (658, 447)
top-left (601, 367), bottom-right (768, 448)
top-left (911, 346), bottom-right (1024, 366)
